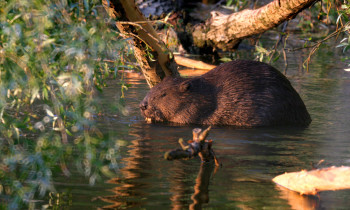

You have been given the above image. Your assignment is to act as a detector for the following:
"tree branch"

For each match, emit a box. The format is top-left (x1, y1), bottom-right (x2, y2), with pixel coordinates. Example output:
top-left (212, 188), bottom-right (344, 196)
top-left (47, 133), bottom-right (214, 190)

top-left (164, 126), bottom-right (220, 166)
top-left (193, 0), bottom-right (319, 51)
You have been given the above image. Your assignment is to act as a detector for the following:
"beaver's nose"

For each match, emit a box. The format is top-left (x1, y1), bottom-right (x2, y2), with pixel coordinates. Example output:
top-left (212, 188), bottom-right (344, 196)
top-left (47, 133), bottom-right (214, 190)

top-left (139, 101), bottom-right (148, 110)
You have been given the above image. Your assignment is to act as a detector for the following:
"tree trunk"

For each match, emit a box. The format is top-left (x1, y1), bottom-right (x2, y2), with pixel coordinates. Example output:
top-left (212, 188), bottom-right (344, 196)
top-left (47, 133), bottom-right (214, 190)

top-left (102, 0), bottom-right (179, 88)
top-left (192, 0), bottom-right (319, 51)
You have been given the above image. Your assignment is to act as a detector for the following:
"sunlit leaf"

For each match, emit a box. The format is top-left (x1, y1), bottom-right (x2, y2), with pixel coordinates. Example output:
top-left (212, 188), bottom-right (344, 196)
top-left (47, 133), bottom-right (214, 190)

top-left (30, 87), bottom-right (40, 104)
top-left (336, 14), bottom-right (343, 25)
top-left (40, 38), bottom-right (55, 48)
top-left (66, 129), bottom-right (73, 136)
top-left (164, 12), bottom-right (172, 22)
top-left (45, 109), bottom-right (55, 117)
top-left (219, 57), bottom-right (232, 62)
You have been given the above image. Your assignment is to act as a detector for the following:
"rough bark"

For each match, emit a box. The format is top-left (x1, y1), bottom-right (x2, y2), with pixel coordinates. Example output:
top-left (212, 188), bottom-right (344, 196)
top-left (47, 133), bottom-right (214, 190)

top-left (103, 0), bottom-right (319, 86)
top-left (192, 0), bottom-right (319, 51)
top-left (102, 0), bottom-right (179, 87)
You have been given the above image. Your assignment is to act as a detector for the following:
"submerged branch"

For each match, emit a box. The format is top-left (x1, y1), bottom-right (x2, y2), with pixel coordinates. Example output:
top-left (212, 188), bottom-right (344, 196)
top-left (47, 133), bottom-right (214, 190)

top-left (164, 126), bottom-right (220, 166)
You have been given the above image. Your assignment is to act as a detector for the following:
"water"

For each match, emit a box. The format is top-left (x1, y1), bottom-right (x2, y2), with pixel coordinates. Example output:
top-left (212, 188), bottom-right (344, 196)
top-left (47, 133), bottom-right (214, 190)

top-left (50, 49), bottom-right (350, 209)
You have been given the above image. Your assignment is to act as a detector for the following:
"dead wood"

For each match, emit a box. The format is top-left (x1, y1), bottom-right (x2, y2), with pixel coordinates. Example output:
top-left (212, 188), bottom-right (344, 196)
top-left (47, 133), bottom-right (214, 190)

top-left (191, 0), bottom-right (319, 51)
top-left (273, 166), bottom-right (350, 195)
top-left (164, 126), bottom-right (220, 166)
top-left (174, 55), bottom-right (217, 70)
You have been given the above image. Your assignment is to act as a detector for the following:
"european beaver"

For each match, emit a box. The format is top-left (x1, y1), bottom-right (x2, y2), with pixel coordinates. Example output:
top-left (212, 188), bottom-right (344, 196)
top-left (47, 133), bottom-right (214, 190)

top-left (140, 60), bottom-right (311, 127)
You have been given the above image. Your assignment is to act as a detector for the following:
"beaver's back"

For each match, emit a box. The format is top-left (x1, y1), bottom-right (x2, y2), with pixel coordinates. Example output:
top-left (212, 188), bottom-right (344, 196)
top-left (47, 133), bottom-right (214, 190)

top-left (201, 60), bottom-right (311, 126)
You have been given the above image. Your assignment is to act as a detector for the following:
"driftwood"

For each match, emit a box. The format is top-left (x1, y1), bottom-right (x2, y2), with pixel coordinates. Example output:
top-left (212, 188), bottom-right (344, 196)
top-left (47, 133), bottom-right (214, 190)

top-left (164, 126), bottom-right (219, 166)
top-left (174, 55), bottom-right (216, 70)
top-left (178, 68), bottom-right (210, 77)
top-left (273, 166), bottom-right (350, 195)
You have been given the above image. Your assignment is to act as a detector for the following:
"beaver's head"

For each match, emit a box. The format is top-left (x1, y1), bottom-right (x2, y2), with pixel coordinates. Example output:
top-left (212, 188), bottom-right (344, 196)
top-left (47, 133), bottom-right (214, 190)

top-left (139, 76), bottom-right (216, 124)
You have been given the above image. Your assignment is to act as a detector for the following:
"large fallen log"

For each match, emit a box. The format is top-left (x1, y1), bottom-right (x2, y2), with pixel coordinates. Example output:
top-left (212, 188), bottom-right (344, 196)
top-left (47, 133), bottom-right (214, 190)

top-left (273, 166), bottom-right (350, 195)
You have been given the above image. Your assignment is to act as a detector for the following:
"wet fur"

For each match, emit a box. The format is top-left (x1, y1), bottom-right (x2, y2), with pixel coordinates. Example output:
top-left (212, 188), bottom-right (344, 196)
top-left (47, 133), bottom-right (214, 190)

top-left (140, 60), bottom-right (311, 127)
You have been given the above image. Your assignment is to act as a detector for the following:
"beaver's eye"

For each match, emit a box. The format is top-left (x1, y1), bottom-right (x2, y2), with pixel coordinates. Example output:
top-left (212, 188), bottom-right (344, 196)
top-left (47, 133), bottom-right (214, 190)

top-left (160, 93), bottom-right (166, 98)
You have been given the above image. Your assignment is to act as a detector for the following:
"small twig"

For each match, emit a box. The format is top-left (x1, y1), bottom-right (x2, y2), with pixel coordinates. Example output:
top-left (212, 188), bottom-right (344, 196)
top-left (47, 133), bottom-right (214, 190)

top-left (286, 22), bottom-right (350, 71)
top-left (288, 22), bottom-right (349, 52)
top-left (117, 27), bottom-right (155, 51)
top-left (282, 32), bottom-right (289, 74)
top-left (267, 21), bottom-right (289, 64)
top-left (116, 21), bottom-right (169, 46)
top-left (116, 19), bottom-right (169, 25)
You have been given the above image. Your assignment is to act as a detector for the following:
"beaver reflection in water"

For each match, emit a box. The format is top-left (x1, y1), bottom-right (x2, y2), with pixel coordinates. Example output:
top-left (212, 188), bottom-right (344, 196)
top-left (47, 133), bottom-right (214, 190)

top-left (139, 60), bottom-right (311, 127)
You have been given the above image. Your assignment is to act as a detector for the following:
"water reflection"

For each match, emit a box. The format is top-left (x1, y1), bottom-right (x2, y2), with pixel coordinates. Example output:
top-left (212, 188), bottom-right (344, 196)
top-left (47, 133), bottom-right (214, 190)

top-left (168, 162), bottom-right (217, 210)
top-left (99, 123), bottom-right (218, 209)
top-left (99, 125), bottom-right (153, 208)
top-left (189, 164), bottom-right (217, 210)
top-left (276, 185), bottom-right (319, 210)
top-left (95, 67), bottom-right (350, 209)
top-left (49, 48), bottom-right (350, 209)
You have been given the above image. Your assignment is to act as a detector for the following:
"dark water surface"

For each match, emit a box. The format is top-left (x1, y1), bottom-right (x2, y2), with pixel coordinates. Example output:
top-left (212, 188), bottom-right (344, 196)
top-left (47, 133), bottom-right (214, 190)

top-left (52, 51), bottom-right (350, 209)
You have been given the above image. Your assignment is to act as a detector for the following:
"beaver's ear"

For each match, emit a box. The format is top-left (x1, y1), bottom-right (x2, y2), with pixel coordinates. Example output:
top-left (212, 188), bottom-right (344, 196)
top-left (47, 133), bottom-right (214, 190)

top-left (179, 80), bottom-right (191, 92)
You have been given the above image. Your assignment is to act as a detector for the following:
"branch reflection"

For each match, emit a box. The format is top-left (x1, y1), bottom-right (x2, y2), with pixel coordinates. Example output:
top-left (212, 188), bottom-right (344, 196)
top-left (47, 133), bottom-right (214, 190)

top-left (190, 163), bottom-right (218, 210)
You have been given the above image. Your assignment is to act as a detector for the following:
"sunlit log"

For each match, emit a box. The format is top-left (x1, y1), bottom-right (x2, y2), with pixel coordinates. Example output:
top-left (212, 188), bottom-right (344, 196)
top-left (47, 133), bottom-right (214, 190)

top-left (273, 166), bottom-right (350, 195)
top-left (174, 55), bottom-right (216, 70)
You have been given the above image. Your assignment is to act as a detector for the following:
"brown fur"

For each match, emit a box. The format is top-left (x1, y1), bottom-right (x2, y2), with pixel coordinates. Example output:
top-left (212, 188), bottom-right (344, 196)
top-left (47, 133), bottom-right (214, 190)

top-left (140, 60), bottom-right (311, 127)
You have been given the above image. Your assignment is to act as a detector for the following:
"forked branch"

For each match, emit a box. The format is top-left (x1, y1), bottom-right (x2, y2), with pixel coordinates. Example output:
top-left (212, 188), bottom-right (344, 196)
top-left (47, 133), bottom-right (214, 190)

top-left (164, 126), bottom-right (220, 166)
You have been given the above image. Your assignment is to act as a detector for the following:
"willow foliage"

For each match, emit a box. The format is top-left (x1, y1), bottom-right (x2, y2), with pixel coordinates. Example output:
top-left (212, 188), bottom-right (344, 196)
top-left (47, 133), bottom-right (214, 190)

top-left (0, 0), bottom-right (130, 208)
